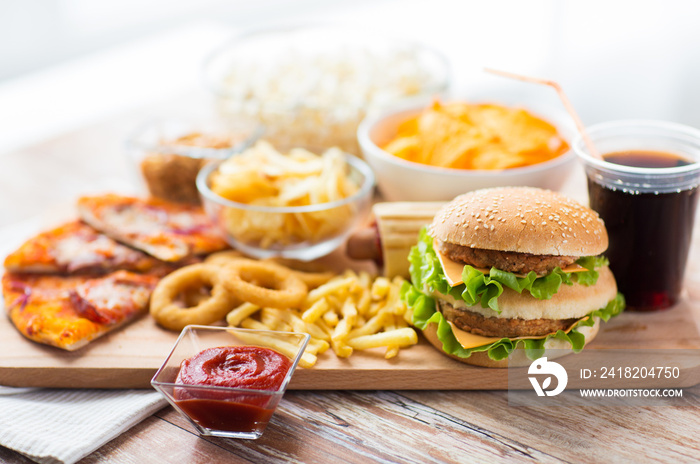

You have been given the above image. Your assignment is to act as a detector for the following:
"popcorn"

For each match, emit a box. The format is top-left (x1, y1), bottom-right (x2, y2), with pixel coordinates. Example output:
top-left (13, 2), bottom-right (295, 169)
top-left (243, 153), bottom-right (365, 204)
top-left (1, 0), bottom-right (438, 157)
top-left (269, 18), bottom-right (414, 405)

top-left (212, 41), bottom-right (448, 155)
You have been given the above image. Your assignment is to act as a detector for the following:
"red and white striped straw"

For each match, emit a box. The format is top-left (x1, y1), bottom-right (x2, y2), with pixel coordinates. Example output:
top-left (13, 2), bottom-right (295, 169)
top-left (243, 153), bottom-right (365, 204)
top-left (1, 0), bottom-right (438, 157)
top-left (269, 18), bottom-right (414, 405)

top-left (484, 67), bottom-right (602, 160)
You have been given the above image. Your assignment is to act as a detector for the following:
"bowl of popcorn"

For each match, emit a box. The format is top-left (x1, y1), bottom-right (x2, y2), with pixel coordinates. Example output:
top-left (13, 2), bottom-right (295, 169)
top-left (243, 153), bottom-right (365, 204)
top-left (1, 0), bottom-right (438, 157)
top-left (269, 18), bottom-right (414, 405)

top-left (202, 24), bottom-right (450, 157)
top-left (357, 94), bottom-right (577, 201)
top-left (196, 140), bottom-right (375, 260)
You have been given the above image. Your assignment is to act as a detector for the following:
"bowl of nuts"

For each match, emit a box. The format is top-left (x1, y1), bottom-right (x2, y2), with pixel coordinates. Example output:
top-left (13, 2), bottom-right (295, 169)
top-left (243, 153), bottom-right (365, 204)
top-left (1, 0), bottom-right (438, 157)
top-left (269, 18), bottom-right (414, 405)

top-left (127, 118), bottom-right (263, 204)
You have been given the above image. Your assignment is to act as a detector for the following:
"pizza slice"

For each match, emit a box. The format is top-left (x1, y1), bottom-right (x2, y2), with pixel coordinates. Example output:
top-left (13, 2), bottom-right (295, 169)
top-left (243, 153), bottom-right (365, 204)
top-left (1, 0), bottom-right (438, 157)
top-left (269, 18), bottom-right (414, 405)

top-left (3, 220), bottom-right (167, 275)
top-left (2, 270), bottom-right (158, 350)
top-left (77, 194), bottom-right (229, 262)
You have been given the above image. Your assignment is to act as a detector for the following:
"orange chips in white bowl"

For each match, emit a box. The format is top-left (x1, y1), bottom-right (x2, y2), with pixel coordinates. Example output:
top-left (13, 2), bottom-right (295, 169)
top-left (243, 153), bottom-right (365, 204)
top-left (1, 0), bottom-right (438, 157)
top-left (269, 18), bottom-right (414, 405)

top-left (358, 96), bottom-right (576, 201)
top-left (382, 100), bottom-right (569, 170)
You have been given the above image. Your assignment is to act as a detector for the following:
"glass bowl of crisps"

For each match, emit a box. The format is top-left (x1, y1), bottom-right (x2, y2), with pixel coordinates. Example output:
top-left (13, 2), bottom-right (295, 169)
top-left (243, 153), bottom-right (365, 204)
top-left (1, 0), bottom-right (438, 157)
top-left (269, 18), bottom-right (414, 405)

top-left (126, 118), bottom-right (264, 204)
top-left (202, 23), bottom-right (450, 156)
top-left (196, 140), bottom-right (375, 261)
top-left (151, 325), bottom-right (309, 439)
top-left (357, 94), bottom-right (577, 201)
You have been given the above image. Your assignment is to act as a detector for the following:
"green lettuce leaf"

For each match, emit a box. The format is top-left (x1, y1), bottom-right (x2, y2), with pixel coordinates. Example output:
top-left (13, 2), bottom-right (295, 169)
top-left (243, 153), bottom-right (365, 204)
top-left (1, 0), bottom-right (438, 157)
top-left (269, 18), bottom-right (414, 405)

top-left (573, 255), bottom-right (609, 286)
top-left (401, 281), bottom-right (625, 361)
top-left (408, 227), bottom-right (609, 313)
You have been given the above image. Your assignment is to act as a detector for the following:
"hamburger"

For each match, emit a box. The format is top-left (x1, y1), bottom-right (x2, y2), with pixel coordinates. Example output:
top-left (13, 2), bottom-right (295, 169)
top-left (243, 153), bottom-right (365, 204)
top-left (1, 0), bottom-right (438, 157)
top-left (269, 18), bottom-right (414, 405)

top-left (402, 186), bottom-right (625, 367)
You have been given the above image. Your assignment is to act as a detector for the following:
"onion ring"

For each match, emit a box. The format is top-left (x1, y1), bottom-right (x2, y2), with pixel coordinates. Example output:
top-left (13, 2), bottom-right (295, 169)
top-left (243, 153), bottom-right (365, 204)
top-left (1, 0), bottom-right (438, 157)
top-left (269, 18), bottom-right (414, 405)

top-left (222, 260), bottom-right (307, 309)
top-left (150, 264), bottom-right (235, 331)
top-left (204, 250), bottom-right (246, 267)
top-left (262, 257), bottom-right (335, 289)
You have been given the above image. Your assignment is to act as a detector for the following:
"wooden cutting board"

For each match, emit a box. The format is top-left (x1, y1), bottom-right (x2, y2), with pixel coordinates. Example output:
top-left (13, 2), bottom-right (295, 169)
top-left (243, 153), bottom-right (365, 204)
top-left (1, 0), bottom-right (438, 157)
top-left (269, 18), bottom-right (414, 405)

top-left (2, 182), bottom-right (700, 390)
top-left (1, 298), bottom-right (699, 390)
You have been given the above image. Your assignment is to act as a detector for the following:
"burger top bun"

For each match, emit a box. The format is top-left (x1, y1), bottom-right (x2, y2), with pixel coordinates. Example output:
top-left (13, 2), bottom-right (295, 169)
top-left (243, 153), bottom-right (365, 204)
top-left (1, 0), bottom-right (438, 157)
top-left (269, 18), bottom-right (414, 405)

top-left (429, 187), bottom-right (608, 257)
top-left (421, 318), bottom-right (601, 368)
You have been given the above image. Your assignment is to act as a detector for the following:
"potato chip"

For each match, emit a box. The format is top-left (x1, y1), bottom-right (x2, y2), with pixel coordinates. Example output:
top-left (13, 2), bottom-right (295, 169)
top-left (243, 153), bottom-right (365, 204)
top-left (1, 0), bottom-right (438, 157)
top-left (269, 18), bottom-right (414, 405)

top-left (382, 101), bottom-right (569, 170)
top-left (210, 141), bottom-right (361, 248)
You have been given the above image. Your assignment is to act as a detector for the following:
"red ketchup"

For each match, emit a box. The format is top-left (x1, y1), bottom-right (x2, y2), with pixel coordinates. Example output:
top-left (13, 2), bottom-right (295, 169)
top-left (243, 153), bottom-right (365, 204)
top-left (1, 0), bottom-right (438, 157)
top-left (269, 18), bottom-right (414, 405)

top-left (174, 346), bottom-right (292, 434)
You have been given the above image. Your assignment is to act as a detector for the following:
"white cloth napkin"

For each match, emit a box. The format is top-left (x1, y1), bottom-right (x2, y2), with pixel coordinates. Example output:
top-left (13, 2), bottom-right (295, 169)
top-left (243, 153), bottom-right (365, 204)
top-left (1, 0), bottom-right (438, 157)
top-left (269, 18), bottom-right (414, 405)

top-left (0, 387), bottom-right (166, 464)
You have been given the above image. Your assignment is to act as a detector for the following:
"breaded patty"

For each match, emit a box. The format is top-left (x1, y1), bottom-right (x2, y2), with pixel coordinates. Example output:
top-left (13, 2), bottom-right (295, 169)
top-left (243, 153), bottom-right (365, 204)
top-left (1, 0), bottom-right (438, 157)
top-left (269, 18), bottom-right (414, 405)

top-left (436, 240), bottom-right (577, 276)
top-left (437, 300), bottom-right (579, 338)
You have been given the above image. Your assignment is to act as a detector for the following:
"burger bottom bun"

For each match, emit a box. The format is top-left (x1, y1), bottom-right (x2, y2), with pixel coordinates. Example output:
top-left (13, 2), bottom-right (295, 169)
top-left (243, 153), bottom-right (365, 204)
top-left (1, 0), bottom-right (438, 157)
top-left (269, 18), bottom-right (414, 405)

top-left (422, 318), bottom-right (600, 368)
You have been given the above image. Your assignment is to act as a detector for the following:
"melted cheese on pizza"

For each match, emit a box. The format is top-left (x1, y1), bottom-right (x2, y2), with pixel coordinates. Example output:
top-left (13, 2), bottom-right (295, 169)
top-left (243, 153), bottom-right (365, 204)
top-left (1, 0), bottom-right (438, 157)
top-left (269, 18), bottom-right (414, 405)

top-left (2, 271), bottom-right (158, 351)
top-left (77, 194), bottom-right (228, 262)
top-left (4, 221), bottom-right (160, 275)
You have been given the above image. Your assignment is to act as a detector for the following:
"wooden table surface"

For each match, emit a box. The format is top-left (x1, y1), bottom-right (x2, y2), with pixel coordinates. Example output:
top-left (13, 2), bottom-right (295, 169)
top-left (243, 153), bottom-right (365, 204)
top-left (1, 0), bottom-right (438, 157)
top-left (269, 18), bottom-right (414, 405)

top-left (2, 99), bottom-right (700, 464)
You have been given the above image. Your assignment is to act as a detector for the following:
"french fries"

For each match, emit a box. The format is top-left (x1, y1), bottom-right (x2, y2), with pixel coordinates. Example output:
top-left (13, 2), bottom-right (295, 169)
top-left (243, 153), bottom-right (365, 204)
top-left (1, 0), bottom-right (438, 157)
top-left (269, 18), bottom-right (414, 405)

top-left (234, 327), bottom-right (319, 368)
top-left (225, 271), bottom-right (417, 367)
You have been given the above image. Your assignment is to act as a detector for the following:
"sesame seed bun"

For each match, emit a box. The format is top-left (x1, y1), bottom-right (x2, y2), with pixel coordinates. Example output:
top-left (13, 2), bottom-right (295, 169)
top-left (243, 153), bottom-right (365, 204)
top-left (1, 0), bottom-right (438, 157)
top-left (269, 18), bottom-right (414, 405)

top-left (422, 318), bottom-right (601, 368)
top-left (429, 187), bottom-right (608, 257)
top-left (417, 186), bottom-right (617, 368)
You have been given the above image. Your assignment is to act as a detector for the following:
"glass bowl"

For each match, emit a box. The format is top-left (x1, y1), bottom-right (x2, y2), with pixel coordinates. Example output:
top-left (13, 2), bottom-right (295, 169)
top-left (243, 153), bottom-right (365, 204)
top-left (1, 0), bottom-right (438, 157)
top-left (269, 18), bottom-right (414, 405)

top-left (202, 23), bottom-right (450, 156)
top-left (196, 149), bottom-right (375, 261)
top-left (126, 118), bottom-right (264, 204)
top-left (151, 325), bottom-right (309, 440)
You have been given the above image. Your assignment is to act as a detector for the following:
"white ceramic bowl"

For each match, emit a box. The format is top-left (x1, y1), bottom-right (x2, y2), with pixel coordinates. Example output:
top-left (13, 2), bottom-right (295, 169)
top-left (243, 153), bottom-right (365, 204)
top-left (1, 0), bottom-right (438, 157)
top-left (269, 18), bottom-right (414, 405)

top-left (357, 95), bottom-right (577, 201)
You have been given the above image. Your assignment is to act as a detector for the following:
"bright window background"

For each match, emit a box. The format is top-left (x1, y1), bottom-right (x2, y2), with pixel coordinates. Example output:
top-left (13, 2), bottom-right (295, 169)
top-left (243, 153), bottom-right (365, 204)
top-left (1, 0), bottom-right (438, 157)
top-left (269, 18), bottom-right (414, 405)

top-left (0, 0), bottom-right (350, 80)
top-left (1, 0), bottom-right (700, 153)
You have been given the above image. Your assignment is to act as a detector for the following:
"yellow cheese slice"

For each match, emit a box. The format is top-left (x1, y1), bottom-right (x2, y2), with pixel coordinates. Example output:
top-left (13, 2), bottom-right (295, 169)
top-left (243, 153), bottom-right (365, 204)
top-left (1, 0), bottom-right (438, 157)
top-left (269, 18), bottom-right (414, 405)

top-left (433, 239), bottom-right (588, 287)
top-left (446, 317), bottom-right (589, 349)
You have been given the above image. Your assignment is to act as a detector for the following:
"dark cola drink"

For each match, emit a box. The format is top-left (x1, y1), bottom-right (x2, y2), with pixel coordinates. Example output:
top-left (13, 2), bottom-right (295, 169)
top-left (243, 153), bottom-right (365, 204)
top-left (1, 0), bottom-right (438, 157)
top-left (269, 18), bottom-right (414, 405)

top-left (588, 151), bottom-right (698, 311)
top-left (574, 121), bottom-right (700, 312)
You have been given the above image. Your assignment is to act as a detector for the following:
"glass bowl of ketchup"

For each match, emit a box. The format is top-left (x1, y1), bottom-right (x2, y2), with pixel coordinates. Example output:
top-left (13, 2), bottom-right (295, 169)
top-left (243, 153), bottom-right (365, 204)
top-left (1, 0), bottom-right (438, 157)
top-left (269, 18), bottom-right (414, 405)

top-left (151, 325), bottom-right (309, 439)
